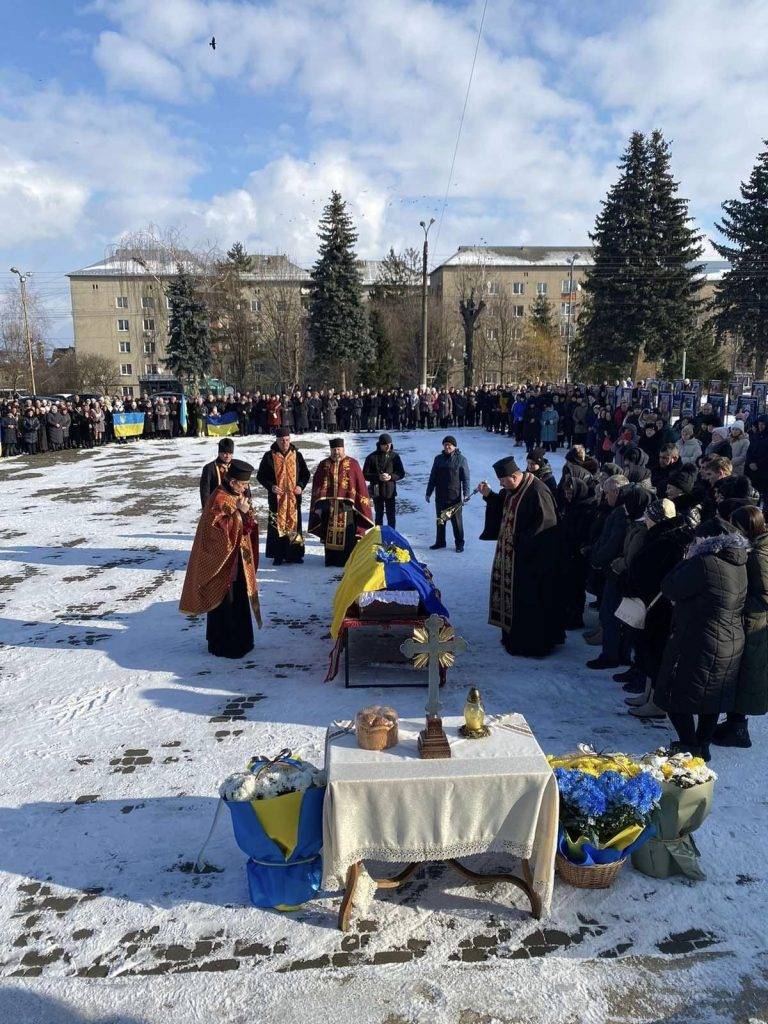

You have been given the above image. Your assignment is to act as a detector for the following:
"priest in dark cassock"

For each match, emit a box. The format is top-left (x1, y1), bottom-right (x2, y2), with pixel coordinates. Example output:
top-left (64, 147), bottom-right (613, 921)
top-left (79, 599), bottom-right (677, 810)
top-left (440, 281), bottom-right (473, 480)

top-left (479, 455), bottom-right (563, 657)
top-left (199, 437), bottom-right (234, 508)
top-left (180, 459), bottom-right (261, 658)
top-left (256, 427), bottom-right (311, 565)
top-left (309, 438), bottom-right (374, 566)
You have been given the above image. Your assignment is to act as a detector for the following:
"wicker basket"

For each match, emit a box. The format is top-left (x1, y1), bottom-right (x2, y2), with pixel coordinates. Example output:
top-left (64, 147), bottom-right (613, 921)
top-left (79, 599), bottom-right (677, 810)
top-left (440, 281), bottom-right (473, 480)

top-left (555, 852), bottom-right (625, 889)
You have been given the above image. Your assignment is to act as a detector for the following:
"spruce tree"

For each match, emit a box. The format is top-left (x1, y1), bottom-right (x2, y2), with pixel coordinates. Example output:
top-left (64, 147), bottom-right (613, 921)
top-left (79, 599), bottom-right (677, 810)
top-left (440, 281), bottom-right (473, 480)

top-left (529, 294), bottom-right (555, 333)
top-left (644, 130), bottom-right (705, 366)
top-left (366, 307), bottom-right (397, 386)
top-left (713, 140), bottom-right (768, 378)
top-left (577, 132), bottom-right (654, 378)
top-left (226, 241), bottom-right (252, 271)
top-left (164, 264), bottom-right (212, 389)
top-left (309, 191), bottom-right (372, 385)
top-left (578, 131), bottom-right (705, 378)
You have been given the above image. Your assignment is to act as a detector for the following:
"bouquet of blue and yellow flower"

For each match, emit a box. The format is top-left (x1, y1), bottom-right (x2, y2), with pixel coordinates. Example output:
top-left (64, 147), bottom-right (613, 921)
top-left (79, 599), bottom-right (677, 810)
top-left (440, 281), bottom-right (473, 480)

top-left (547, 747), bottom-right (661, 884)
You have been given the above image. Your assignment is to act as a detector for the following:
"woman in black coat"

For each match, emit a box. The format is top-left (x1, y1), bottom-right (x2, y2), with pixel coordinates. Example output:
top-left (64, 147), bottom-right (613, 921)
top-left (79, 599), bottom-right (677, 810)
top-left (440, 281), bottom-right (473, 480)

top-left (653, 531), bottom-right (749, 760)
top-left (558, 476), bottom-right (598, 629)
top-left (624, 503), bottom-right (695, 707)
top-left (713, 506), bottom-right (768, 748)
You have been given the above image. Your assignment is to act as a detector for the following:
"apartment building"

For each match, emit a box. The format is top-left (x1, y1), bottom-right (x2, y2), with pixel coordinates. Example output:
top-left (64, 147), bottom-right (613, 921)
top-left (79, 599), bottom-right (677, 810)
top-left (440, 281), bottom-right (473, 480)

top-left (67, 251), bottom-right (383, 395)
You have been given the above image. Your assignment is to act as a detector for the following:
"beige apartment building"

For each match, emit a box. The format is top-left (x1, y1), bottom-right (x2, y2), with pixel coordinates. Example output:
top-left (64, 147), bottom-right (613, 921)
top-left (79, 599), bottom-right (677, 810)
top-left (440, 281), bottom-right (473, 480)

top-left (430, 246), bottom-right (724, 383)
top-left (67, 251), bottom-right (314, 396)
top-left (430, 245), bottom-right (591, 383)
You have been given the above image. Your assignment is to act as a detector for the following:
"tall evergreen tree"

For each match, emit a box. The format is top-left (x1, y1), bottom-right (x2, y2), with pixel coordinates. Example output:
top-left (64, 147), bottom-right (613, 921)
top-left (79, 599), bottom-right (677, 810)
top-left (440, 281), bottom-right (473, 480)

top-left (366, 307), bottom-right (397, 386)
top-left (577, 132), bottom-right (654, 378)
top-left (577, 131), bottom-right (704, 378)
top-left (528, 293), bottom-right (555, 333)
top-left (644, 130), bottom-right (705, 366)
top-left (164, 264), bottom-right (212, 389)
top-left (308, 191), bottom-right (372, 385)
top-left (713, 140), bottom-right (768, 378)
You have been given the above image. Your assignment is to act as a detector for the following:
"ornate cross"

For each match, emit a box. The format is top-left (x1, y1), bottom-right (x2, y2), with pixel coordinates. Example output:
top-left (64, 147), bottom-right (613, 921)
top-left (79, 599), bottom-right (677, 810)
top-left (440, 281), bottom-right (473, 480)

top-left (401, 615), bottom-right (467, 758)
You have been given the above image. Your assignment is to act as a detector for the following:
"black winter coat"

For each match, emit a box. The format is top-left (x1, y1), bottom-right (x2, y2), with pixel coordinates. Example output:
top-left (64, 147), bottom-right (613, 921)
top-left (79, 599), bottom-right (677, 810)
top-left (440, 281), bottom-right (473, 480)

top-left (654, 533), bottom-right (749, 716)
top-left (426, 450), bottom-right (470, 503)
top-left (363, 448), bottom-right (405, 499)
top-left (735, 532), bottom-right (768, 715)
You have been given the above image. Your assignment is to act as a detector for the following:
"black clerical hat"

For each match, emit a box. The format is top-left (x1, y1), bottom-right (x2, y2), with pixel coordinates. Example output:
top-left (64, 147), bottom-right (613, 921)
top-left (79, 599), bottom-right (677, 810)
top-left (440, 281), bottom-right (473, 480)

top-left (228, 459), bottom-right (254, 481)
top-left (218, 437), bottom-right (235, 453)
top-left (493, 456), bottom-right (520, 478)
top-left (329, 438), bottom-right (344, 448)
top-left (275, 427), bottom-right (291, 437)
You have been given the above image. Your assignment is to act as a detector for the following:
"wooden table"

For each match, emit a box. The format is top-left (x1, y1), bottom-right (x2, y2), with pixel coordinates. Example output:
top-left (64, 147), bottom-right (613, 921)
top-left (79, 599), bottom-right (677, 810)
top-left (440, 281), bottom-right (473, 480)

top-left (322, 715), bottom-right (558, 931)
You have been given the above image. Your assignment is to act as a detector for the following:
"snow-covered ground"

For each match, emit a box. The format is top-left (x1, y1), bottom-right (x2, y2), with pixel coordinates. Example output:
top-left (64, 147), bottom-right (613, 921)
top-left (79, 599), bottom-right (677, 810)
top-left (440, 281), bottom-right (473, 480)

top-left (0, 429), bottom-right (766, 1024)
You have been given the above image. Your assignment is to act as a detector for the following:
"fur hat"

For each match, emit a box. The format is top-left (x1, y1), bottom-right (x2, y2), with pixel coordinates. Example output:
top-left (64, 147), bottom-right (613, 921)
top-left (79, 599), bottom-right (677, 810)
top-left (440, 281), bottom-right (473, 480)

top-left (218, 437), bottom-right (235, 453)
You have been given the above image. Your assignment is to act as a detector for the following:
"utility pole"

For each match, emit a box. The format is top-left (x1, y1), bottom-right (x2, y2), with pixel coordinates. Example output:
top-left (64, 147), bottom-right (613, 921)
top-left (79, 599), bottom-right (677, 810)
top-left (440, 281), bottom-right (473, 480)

top-left (419, 218), bottom-right (434, 389)
top-left (681, 346), bottom-right (687, 380)
top-left (564, 253), bottom-right (580, 384)
top-left (10, 268), bottom-right (36, 394)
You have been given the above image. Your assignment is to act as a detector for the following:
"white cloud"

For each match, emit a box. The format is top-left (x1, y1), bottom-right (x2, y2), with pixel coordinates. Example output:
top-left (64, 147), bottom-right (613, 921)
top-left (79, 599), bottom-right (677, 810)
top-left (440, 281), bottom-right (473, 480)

top-left (0, 148), bottom-right (88, 245)
top-left (93, 30), bottom-right (191, 102)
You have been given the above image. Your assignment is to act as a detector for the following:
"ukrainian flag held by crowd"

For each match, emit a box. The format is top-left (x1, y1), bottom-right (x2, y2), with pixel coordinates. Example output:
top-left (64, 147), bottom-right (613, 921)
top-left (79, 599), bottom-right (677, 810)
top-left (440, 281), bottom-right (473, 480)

top-left (113, 412), bottom-right (145, 439)
top-left (206, 411), bottom-right (239, 436)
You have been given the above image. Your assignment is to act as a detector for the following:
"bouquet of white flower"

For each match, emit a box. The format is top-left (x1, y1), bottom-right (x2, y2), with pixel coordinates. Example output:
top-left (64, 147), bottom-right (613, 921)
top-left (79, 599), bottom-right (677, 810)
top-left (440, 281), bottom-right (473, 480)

top-left (632, 748), bottom-right (716, 880)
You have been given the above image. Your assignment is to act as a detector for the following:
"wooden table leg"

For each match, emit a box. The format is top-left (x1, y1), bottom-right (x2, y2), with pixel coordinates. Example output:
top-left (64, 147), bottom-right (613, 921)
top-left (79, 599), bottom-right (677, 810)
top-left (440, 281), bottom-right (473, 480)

top-left (447, 858), bottom-right (542, 920)
top-left (338, 862), bottom-right (361, 932)
top-left (373, 862), bottom-right (420, 889)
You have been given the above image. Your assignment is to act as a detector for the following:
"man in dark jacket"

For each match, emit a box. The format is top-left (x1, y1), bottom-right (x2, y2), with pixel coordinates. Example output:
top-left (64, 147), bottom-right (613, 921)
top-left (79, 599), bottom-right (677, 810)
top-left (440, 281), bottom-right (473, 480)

top-left (363, 433), bottom-right (406, 528)
top-left (200, 437), bottom-right (235, 508)
top-left (426, 436), bottom-right (470, 552)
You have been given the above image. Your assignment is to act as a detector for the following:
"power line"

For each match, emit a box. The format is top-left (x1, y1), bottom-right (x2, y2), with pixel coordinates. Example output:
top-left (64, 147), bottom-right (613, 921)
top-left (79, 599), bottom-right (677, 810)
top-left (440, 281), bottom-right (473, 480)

top-left (430, 0), bottom-right (489, 270)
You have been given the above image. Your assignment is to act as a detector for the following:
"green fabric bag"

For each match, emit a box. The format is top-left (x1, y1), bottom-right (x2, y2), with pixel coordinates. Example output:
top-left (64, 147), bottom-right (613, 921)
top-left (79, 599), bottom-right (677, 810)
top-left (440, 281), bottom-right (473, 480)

top-left (631, 779), bottom-right (714, 880)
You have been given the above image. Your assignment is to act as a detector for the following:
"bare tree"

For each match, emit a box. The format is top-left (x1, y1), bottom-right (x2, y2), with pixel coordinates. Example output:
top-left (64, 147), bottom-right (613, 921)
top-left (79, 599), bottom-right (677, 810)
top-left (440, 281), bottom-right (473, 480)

top-left (254, 255), bottom-right (309, 388)
top-left (0, 283), bottom-right (48, 390)
top-left (453, 265), bottom-right (488, 386)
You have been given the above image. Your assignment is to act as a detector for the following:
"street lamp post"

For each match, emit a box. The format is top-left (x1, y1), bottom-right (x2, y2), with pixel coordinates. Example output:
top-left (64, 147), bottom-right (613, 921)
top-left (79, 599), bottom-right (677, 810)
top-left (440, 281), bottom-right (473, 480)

top-left (564, 253), bottom-right (580, 384)
top-left (419, 218), bottom-right (435, 390)
top-left (9, 268), bottom-right (35, 394)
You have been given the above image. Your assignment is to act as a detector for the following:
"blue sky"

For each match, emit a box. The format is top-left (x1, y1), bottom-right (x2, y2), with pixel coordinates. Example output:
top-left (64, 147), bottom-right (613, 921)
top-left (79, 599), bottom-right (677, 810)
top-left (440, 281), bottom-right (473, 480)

top-left (3, 0), bottom-right (768, 346)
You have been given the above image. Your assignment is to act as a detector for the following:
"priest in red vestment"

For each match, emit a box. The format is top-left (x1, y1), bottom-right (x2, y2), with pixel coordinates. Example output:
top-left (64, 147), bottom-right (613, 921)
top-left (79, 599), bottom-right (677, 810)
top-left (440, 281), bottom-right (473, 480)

top-left (309, 438), bottom-right (374, 566)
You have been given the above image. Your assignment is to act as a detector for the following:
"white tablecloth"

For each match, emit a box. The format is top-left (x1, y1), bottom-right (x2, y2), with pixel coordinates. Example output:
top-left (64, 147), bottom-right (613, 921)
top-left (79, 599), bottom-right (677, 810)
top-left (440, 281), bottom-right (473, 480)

top-left (322, 713), bottom-right (559, 914)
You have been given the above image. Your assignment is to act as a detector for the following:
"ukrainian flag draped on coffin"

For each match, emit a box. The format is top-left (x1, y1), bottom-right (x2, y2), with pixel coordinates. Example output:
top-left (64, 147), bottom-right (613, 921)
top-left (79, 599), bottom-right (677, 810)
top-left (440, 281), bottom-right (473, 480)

top-left (113, 411), bottom-right (145, 438)
top-left (206, 410), bottom-right (239, 436)
top-left (330, 525), bottom-right (449, 640)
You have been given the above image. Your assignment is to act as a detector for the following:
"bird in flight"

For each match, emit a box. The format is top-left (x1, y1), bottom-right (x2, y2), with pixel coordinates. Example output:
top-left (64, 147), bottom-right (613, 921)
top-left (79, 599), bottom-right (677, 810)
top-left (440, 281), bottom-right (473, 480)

top-left (210, 36), bottom-right (216, 50)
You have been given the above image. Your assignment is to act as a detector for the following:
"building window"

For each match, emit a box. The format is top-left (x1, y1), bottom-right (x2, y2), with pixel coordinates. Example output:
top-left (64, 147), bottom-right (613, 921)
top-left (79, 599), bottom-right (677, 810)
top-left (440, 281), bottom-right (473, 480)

top-left (537, 282), bottom-right (548, 296)
top-left (141, 296), bottom-right (155, 310)
top-left (250, 299), bottom-right (260, 313)
top-left (560, 324), bottom-right (568, 337)
top-left (119, 340), bottom-right (131, 353)
top-left (122, 385), bottom-right (134, 397)
top-left (513, 305), bottom-right (524, 318)
top-left (562, 279), bottom-right (575, 294)
top-left (117, 319), bottom-right (129, 332)
top-left (120, 363), bottom-right (133, 376)
top-left (143, 318), bottom-right (155, 332)
top-left (116, 295), bottom-right (128, 308)
top-left (92, 283), bottom-right (99, 291)
top-left (144, 363), bottom-right (159, 375)
top-left (561, 302), bottom-right (572, 316)
top-left (486, 327), bottom-right (498, 341)
top-left (512, 282), bottom-right (524, 295)
top-left (143, 340), bottom-right (156, 355)
top-left (487, 281), bottom-right (500, 295)
top-left (166, 296), bottom-right (172, 310)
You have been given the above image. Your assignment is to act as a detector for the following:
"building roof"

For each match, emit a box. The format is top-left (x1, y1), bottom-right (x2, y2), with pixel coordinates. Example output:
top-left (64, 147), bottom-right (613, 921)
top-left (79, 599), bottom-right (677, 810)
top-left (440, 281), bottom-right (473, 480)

top-left (68, 250), bottom-right (308, 282)
top-left (436, 246), bottom-right (593, 270)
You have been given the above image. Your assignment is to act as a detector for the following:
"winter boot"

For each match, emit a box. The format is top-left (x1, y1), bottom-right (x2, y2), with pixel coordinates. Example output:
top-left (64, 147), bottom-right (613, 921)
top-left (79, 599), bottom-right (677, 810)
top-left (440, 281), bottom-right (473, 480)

top-left (586, 655), bottom-right (621, 670)
top-left (628, 701), bottom-right (666, 720)
top-left (584, 627), bottom-right (603, 646)
top-left (711, 719), bottom-right (752, 748)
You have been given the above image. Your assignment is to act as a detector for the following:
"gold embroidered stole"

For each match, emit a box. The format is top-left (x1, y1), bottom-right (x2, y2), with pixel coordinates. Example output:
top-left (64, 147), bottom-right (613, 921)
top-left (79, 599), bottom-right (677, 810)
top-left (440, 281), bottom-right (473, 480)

top-left (489, 474), bottom-right (533, 631)
top-left (273, 449), bottom-right (298, 535)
